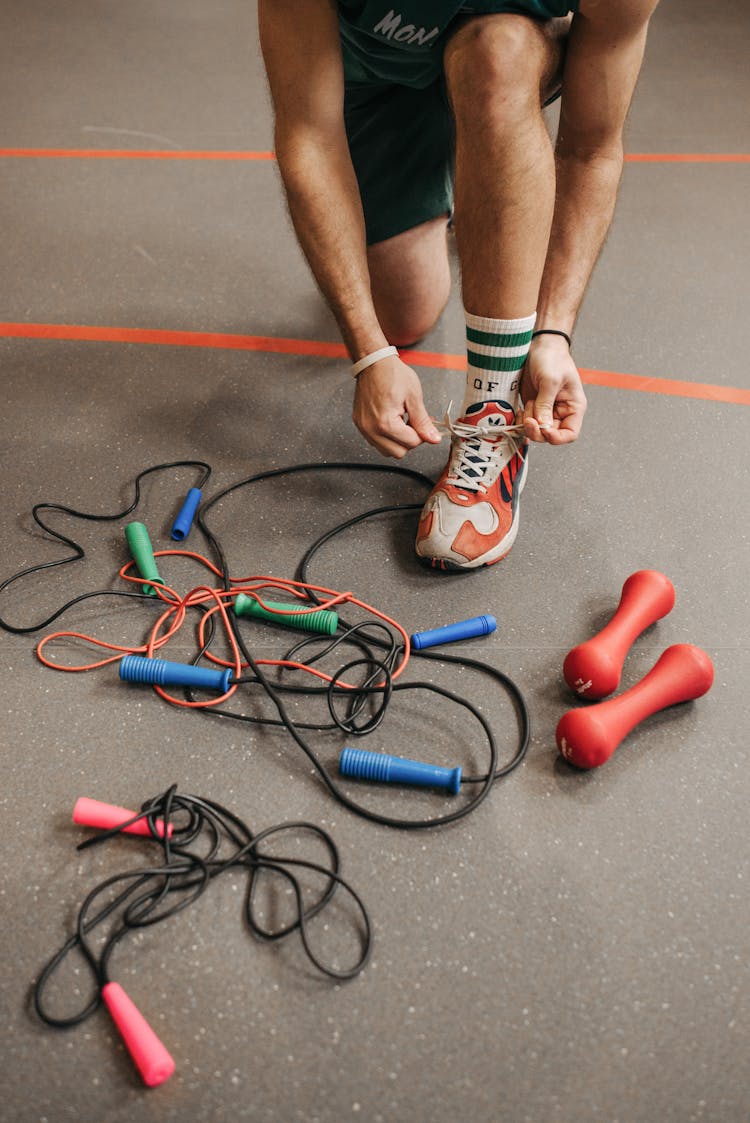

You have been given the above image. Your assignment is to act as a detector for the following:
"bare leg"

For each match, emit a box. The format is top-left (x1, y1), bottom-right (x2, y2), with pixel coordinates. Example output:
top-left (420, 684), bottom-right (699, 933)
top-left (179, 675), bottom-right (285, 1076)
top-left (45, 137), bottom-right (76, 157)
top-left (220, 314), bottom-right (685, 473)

top-left (414, 16), bottom-right (571, 571)
top-left (366, 215), bottom-right (452, 347)
top-left (444, 14), bottom-right (570, 317)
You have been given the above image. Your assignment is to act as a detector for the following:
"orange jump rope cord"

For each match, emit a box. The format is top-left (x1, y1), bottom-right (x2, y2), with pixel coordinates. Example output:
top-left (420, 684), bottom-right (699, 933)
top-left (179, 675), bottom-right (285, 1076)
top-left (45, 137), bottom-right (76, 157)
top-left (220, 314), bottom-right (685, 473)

top-left (34, 550), bottom-right (411, 703)
top-left (35, 599), bottom-right (188, 671)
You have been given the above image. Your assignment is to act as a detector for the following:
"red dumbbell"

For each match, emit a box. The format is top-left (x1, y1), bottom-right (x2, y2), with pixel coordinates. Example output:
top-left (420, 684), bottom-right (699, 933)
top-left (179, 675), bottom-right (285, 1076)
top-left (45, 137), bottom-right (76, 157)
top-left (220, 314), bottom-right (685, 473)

top-left (563, 570), bottom-right (676, 700)
top-left (557, 643), bottom-right (714, 769)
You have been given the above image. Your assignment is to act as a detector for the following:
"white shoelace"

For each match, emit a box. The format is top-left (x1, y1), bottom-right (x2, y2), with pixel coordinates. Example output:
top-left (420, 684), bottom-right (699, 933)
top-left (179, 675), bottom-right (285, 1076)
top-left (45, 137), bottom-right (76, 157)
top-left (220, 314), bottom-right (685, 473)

top-left (433, 405), bottom-right (527, 494)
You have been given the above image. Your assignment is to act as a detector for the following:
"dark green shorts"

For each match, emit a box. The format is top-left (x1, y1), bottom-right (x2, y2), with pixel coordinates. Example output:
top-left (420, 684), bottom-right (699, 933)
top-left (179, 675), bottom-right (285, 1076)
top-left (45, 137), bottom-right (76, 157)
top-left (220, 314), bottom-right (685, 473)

top-left (343, 4), bottom-right (569, 245)
top-left (344, 77), bottom-right (456, 246)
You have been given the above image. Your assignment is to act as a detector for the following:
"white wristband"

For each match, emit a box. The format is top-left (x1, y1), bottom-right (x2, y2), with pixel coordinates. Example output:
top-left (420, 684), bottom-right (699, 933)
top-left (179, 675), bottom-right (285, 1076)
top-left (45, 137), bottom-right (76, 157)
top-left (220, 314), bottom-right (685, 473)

top-left (351, 345), bottom-right (398, 378)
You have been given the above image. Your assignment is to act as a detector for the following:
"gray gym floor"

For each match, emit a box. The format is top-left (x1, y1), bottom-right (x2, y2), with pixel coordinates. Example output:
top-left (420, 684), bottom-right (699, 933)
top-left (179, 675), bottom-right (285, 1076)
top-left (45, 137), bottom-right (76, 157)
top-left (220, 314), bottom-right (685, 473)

top-left (1, 2), bottom-right (748, 1121)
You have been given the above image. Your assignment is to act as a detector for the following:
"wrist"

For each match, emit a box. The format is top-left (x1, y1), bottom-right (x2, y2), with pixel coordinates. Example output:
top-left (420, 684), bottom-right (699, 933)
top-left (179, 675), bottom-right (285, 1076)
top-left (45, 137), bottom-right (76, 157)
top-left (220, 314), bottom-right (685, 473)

top-left (339, 320), bottom-right (390, 364)
top-left (532, 328), bottom-right (572, 348)
top-left (351, 345), bottom-right (399, 378)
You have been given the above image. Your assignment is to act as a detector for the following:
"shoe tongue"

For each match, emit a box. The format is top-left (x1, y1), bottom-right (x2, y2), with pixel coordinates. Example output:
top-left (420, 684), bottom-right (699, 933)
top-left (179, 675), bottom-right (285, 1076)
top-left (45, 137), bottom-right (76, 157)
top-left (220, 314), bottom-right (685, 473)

top-left (450, 401), bottom-right (515, 489)
top-left (459, 400), bottom-right (515, 435)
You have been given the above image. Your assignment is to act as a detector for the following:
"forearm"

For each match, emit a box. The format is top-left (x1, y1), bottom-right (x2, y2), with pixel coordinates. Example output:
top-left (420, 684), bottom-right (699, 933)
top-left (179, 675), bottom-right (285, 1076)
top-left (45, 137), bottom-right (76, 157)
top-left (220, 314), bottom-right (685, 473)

top-left (535, 145), bottom-right (624, 334)
top-left (274, 128), bottom-right (388, 360)
top-left (538, 0), bottom-right (658, 332)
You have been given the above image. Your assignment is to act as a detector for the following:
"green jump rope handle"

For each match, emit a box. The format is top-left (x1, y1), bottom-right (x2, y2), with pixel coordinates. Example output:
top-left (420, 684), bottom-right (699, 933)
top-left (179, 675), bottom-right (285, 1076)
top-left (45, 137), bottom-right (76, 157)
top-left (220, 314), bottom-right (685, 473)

top-left (125, 522), bottom-right (164, 596)
top-left (234, 593), bottom-right (338, 635)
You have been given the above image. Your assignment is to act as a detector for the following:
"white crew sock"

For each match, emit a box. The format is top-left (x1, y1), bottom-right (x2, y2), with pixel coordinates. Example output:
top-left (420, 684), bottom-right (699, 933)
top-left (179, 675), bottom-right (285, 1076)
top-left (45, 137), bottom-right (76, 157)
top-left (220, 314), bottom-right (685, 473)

top-left (461, 310), bottom-right (536, 415)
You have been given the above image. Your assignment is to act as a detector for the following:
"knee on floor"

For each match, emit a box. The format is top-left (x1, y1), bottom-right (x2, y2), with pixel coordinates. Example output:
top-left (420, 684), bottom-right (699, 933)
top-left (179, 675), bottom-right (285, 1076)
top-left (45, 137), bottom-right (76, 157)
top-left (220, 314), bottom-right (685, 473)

top-left (378, 299), bottom-right (449, 349)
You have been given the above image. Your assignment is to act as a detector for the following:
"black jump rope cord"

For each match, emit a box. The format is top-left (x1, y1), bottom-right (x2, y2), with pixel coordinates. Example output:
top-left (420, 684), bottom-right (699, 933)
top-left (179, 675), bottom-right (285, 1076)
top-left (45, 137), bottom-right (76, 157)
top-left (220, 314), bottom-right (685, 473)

top-left (1, 462), bottom-right (530, 1013)
top-left (33, 787), bottom-right (373, 1028)
top-left (195, 462), bottom-right (529, 823)
top-left (1, 460), bottom-right (530, 826)
top-left (0, 460), bottom-right (211, 634)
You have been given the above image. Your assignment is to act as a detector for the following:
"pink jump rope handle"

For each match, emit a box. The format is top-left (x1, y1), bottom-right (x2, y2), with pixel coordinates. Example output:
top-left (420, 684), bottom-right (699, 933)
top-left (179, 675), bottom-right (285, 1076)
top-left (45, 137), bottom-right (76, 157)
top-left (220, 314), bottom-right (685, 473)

top-left (102, 982), bottom-right (175, 1087)
top-left (563, 570), bottom-right (676, 699)
top-left (557, 643), bottom-right (714, 769)
top-left (73, 797), bottom-right (172, 838)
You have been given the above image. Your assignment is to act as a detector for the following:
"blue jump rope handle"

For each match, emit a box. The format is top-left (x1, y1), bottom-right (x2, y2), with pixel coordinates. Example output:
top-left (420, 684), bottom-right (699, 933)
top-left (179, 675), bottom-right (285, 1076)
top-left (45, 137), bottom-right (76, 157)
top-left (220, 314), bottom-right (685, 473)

top-left (339, 747), bottom-right (462, 795)
top-left (410, 614), bottom-right (497, 651)
top-left (171, 488), bottom-right (202, 541)
top-left (119, 654), bottom-right (232, 693)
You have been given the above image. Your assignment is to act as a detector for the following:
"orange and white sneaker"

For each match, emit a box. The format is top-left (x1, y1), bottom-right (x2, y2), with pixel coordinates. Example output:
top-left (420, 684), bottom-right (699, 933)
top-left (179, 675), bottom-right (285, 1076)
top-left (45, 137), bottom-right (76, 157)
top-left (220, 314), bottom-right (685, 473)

top-left (415, 399), bottom-right (528, 571)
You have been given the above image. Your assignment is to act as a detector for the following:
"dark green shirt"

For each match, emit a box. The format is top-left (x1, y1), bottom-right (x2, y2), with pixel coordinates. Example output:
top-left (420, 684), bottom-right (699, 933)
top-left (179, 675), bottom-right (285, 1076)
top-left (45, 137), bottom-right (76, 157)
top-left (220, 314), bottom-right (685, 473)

top-left (338, 2), bottom-right (578, 87)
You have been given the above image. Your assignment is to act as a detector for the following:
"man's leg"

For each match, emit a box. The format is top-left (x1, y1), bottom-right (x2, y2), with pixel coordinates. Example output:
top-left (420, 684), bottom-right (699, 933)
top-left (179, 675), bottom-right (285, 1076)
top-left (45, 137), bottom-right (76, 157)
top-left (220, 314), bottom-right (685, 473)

top-left (366, 215), bottom-right (452, 348)
top-left (364, 16), bottom-right (568, 350)
top-left (445, 14), bottom-right (569, 321)
top-left (415, 14), bottom-right (569, 570)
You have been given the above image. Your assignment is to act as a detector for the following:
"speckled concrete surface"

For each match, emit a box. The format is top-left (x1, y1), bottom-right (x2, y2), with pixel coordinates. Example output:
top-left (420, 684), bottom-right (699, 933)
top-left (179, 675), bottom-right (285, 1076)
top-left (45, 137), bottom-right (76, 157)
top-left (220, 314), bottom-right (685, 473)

top-left (1, 3), bottom-right (749, 1122)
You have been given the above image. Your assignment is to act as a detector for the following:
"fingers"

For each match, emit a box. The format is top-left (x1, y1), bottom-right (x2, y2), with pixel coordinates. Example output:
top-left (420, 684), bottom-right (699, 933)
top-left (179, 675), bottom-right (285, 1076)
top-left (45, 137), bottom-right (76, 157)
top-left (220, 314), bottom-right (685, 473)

top-left (521, 396), bottom-right (586, 445)
top-left (361, 416), bottom-right (425, 459)
top-left (522, 376), bottom-right (558, 441)
top-left (524, 418), bottom-right (582, 445)
top-left (520, 347), bottom-right (588, 445)
top-left (405, 402), bottom-right (442, 446)
top-left (353, 357), bottom-right (441, 458)
top-left (361, 409), bottom-right (442, 459)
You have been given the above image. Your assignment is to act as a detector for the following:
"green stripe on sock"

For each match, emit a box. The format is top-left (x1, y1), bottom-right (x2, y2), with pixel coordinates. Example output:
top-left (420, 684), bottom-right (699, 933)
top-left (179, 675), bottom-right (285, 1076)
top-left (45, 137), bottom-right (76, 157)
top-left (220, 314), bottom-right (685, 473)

top-left (466, 349), bottom-right (528, 372)
top-left (465, 326), bottom-right (534, 348)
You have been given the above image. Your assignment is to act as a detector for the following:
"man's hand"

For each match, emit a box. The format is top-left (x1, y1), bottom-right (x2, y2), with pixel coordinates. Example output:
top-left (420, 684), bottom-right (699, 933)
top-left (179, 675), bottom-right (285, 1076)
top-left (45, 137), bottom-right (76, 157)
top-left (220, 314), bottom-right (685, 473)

top-left (520, 335), bottom-right (587, 444)
top-left (353, 355), bottom-right (442, 459)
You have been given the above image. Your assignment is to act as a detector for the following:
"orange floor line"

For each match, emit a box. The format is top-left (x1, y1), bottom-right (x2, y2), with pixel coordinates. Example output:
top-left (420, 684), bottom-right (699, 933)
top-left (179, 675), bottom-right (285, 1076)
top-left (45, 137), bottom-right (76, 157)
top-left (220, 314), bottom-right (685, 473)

top-left (0, 322), bottom-right (347, 358)
top-left (400, 348), bottom-right (750, 404)
top-left (2, 322), bottom-right (748, 406)
top-left (576, 367), bottom-right (750, 405)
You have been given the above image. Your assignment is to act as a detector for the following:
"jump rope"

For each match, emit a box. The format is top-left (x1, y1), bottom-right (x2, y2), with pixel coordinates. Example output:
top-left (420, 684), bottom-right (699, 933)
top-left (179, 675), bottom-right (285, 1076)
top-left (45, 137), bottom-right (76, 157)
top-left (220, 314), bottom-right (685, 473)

top-left (1, 460), bottom-right (530, 1084)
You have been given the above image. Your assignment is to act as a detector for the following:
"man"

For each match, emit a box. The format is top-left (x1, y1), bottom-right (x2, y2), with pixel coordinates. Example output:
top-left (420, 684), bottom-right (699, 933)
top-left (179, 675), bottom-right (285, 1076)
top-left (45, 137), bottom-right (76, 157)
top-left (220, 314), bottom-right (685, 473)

top-left (258, 1), bottom-right (660, 570)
